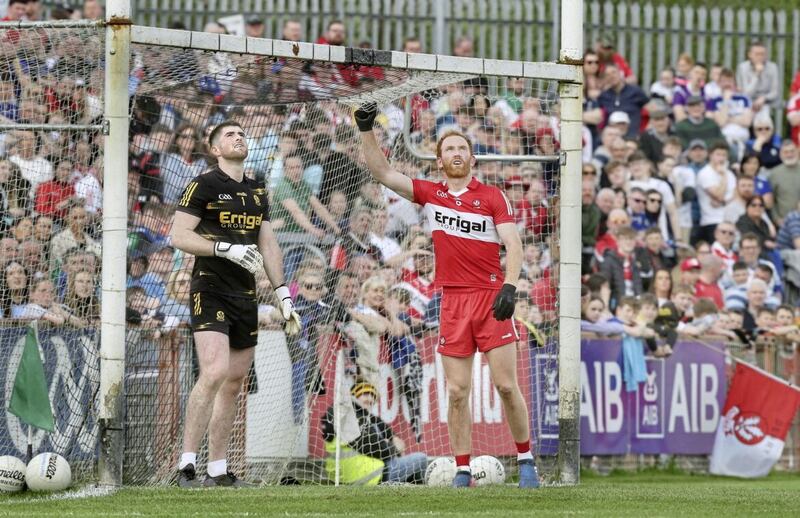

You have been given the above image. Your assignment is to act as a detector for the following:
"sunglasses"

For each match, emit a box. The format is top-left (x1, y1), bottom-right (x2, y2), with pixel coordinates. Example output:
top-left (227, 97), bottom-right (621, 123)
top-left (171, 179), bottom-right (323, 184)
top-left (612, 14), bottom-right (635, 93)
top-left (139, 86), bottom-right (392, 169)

top-left (630, 198), bottom-right (645, 203)
top-left (303, 283), bottom-right (323, 290)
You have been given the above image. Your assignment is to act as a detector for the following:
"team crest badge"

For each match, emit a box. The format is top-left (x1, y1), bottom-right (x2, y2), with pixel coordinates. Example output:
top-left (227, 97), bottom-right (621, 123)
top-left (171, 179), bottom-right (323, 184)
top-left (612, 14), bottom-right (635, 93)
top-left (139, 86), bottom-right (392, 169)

top-left (439, 337), bottom-right (446, 345)
top-left (254, 194), bottom-right (261, 206)
top-left (473, 199), bottom-right (480, 207)
top-left (216, 311), bottom-right (225, 322)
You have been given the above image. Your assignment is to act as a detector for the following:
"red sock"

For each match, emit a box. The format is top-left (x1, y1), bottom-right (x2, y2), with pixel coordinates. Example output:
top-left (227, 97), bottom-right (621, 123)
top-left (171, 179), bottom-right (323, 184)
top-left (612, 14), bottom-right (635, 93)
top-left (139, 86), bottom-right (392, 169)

top-left (515, 441), bottom-right (531, 454)
top-left (455, 454), bottom-right (471, 468)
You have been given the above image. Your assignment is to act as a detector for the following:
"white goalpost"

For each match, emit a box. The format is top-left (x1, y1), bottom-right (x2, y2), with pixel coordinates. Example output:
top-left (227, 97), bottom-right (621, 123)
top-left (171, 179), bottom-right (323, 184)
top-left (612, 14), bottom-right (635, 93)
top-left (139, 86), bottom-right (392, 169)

top-left (0, 0), bottom-right (582, 488)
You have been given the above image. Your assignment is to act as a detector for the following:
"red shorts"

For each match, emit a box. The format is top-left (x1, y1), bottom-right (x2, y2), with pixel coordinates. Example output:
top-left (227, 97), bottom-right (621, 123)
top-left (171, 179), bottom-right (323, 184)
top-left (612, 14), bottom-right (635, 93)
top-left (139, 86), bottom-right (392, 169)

top-left (437, 287), bottom-right (518, 358)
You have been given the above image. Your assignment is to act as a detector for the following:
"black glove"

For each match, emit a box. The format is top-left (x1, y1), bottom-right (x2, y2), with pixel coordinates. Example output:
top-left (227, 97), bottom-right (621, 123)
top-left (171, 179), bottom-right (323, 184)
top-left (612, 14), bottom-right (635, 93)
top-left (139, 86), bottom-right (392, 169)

top-left (354, 102), bottom-right (378, 132)
top-left (492, 283), bottom-right (516, 321)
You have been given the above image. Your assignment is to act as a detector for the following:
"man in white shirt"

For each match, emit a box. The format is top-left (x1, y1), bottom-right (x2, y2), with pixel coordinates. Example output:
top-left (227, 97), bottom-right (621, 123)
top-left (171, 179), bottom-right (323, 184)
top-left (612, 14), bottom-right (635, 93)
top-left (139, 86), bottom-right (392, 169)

top-left (8, 131), bottom-right (53, 196)
top-left (369, 206), bottom-right (402, 265)
top-left (627, 151), bottom-right (679, 244)
top-left (74, 161), bottom-right (103, 215)
top-left (696, 142), bottom-right (737, 244)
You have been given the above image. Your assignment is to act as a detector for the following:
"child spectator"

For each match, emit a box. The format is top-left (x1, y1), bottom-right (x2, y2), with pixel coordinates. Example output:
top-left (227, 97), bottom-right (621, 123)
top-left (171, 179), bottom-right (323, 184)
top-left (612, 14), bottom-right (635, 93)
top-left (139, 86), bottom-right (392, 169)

top-left (638, 293), bottom-right (670, 356)
top-left (600, 226), bottom-right (645, 310)
top-left (723, 261), bottom-right (750, 310)
top-left (617, 296), bottom-right (654, 392)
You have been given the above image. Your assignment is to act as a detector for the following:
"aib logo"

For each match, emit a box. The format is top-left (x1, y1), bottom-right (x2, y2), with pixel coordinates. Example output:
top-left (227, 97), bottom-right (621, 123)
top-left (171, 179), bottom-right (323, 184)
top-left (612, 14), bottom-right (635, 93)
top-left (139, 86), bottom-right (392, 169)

top-left (644, 370), bottom-right (658, 402)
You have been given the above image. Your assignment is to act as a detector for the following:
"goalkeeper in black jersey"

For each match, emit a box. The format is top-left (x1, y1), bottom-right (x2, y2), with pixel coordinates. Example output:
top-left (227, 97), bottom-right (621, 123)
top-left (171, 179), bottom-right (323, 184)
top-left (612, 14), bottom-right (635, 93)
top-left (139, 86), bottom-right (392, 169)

top-left (171, 120), bottom-right (300, 488)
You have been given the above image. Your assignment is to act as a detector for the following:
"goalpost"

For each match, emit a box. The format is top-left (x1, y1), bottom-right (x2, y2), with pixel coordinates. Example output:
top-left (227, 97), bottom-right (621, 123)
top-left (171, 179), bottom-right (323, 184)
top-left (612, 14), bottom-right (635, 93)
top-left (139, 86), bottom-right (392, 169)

top-left (0, 0), bottom-right (582, 487)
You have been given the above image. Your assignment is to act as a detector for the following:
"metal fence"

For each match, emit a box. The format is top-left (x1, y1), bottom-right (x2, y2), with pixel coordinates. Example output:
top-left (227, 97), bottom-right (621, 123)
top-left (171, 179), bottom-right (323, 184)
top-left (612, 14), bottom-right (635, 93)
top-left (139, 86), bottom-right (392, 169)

top-left (63, 1), bottom-right (796, 92)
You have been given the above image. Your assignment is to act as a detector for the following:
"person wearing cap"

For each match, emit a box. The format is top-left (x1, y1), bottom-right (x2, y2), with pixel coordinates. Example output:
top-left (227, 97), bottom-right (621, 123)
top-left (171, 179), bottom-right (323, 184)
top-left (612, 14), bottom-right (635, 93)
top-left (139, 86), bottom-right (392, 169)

top-left (594, 35), bottom-right (637, 85)
top-left (244, 16), bottom-right (265, 38)
top-left (321, 380), bottom-right (428, 485)
top-left (672, 62), bottom-right (708, 122)
top-left (598, 63), bottom-right (649, 138)
top-left (607, 111), bottom-right (631, 135)
top-left (679, 257), bottom-right (702, 288)
top-left (707, 68), bottom-right (754, 161)
top-left (674, 94), bottom-right (724, 150)
top-left (638, 104), bottom-right (674, 163)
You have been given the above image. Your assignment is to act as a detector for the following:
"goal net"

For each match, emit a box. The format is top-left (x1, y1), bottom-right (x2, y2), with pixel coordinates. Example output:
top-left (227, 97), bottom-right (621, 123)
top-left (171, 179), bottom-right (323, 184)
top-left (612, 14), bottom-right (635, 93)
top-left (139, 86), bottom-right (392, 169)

top-left (0, 22), bottom-right (577, 487)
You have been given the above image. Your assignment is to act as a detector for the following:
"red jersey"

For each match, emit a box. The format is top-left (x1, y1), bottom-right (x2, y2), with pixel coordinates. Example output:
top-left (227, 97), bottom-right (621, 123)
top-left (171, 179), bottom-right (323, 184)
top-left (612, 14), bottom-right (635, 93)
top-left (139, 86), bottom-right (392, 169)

top-left (787, 92), bottom-right (800, 146)
top-left (396, 269), bottom-right (437, 319)
top-left (412, 177), bottom-right (514, 288)
top-left (694, 278), bottom-right (724, 309)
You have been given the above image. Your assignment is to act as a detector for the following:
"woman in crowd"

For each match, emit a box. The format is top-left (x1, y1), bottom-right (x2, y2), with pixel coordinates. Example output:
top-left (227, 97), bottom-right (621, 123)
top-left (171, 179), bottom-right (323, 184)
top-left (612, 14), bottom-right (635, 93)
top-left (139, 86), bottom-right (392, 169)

top-left (736, 194), bottom-right (777, 250)
top-left (159, 123), bottom-right (207, 205)
top-left (649, 268), bottom-right (674, 307)
top-left (12, 277), bottom-right (80, 326)
top-left (161, 269), bottom-right (192, 326)
top-left (0, 261), bottom-right (28, 318)
top-left (63, 269), bottom-right (99, 325)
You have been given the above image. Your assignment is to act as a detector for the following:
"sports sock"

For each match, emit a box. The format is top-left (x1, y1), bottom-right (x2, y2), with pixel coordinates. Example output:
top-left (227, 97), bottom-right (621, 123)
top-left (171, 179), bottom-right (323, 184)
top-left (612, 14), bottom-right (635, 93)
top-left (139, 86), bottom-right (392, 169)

top-left (207, 459), bottom-right (227, 477)
top-left (455, 454), bottom-right (471, 471)
top-left (517, 451), bottom-right (534, 462)
top-left (515, 441), bottom-right (531, 454)
top-left (178, 452), bottom-right (197, 470)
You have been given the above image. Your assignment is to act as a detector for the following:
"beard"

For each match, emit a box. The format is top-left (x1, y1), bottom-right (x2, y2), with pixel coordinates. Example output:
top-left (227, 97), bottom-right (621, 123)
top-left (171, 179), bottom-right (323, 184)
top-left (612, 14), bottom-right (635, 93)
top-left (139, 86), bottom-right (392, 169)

top-left (221, 145), bottom-right (248, 160)
top-left (442, 158), bottom-right (470, 178)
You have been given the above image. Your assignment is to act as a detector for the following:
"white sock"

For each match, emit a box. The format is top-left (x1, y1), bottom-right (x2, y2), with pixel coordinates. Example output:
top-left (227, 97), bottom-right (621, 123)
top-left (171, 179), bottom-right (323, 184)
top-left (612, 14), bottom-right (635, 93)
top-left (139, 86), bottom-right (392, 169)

top-left (178, 452), bottom-right (197, 470)
top-left (456, 465), bottom-right (470, 472)
top-left (207, 459), bottom-right (227, 477)
top-left (518, 451), bottom-right (534, 462)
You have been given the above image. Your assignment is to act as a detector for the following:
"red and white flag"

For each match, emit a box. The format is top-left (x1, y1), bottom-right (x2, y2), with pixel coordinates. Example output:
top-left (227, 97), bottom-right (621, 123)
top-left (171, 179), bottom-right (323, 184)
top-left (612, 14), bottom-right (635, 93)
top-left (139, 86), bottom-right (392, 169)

top-left (709, 363), bottom-right (800, 478)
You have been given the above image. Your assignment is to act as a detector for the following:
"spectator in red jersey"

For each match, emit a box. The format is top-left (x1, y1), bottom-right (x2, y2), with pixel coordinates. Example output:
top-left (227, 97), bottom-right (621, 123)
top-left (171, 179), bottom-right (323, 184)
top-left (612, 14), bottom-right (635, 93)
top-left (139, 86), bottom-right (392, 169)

top-left (710, 221), bottom-right (738, 275)
top-left (694, 255), bottom-right (725, 309)
top-left (787, 71), bottom-right (800, 146)
top-left (600, 226), bottom-right (645, 311)
top-left (594, 208), bottom-right (630, 263)
top-left (522, 178), bottom-right (551, 242)
top-left (315, 20), bottom-right (362, 87)
top-left (34, 159), bottom-right (74, 221)
top-left (394, 250), bottom-right (436, 321)
top-left (595, 35), bottom-right (637, 85)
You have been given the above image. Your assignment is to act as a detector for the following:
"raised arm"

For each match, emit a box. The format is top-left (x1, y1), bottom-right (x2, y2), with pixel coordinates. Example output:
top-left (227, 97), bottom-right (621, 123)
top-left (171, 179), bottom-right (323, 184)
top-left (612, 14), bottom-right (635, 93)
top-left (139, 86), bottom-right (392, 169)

top-left (355, 103), bottom-right (414, 201)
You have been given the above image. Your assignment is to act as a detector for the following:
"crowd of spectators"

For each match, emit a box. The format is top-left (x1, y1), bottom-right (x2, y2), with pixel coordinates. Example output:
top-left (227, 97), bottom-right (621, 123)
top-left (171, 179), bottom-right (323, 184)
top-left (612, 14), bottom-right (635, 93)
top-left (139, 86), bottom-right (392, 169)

top-left (2, 3), bottom-right (799, 383)
top-left (582, 35), bottom-right (800, 376)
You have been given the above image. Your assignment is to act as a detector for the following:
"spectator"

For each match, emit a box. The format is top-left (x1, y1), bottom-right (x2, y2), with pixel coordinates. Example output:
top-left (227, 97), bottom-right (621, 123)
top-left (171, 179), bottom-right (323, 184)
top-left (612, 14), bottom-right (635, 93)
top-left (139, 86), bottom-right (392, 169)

top-left (671, 139), bottom-right (707, 243)
top-left (738, 233), bottom-right (781, 302)
top-left (736, 195), bottom-right (777, 251)
top-left (768, 140), bottom-right (800, 225)
top-left (18, 239), bottom-right (45, 277)
top-left (776, 207), bottom-right (800, 250)
top-left (330, 206), bottom-right (383, 272)
top-left (394, 250), bottom-right (436, 321)
top-left (50, 202), bottom-right (100, 268)
top-left (678, 256), bottom-right (702, 288)
top-left (63, 270), bottom-right (98, 324)
top-left (707, 68), bottom-right (754, 160)
top-left (724, 261), bottom-right (751, 310)
top-left (597, 64), bottom-right (649, 137)
top-left (244, 16), bottom-right (265, 38)
top-left (649, 267), bottom-right (674, 307)
top-left (617, 297), bottom-right (652, 391)
top-left (674, 95), bottom-right (725, 150)
top-left (591, 126), bottom-right (622, 170)
top-left (595, 35), bottom-right (637, 85)
top-left (272, 154), bottom-right (342, 238)
top-left (674, 53), bottom-right (694, 87)
top-left (636, 227), bottom-right (674, 288)
top-left (161, 269), bottom-right (191, 325)
top-left (34, 159), bottom-right (74, 221)
top-left (738, 154), bottom-right (773, 210)
top-left (595, 207), bottom-right (629, 262)
top-left (746, 113), bottom-right (782, 169)
top-left (628, 187), bottom-right (649, 233)
top-left (12, 278), bottom-right (79, 326)
top-left (582, 178), bottom-right (602, 274)
top-left (8, 130), bottom-right (53, 197)
top-left (321, 380), bottom-right (428, 485)
top-left (650, 67), bottom-right (678, 104)
top-left (628, 152), bottom-right (679, 244)
top-left (694, 255), bottom-right (725, 309)
top-left (452, 36), bottom-right (474, 57)
top-left (0, 261), bottom-right (26, 317)
top-left (695, 142), bottom-right (736, 244)
top-left (369, 207), bottom-right (402, 266)
top-left (723, 174), bottom-right (755, 224)
top-left (672, 62), bottom-right (708, 122)
top-left (402, 36), bottom-right (423, 53)
top-left (743, 278), bottom-right (769, 332)
top-left (82, 0), bottom-right (104, 20)
top-left (282, 19), bottom-right (303, 41)
top-left (74, 159), bottom-right (103, 216)
top-left (600, 226), bottom-right (645, 310)
top-left (160, 124), bottom-right (207, 205)
top-left (638, 107), bottom-right (673, 163)
top-left (711, 217), bottom-right (737, 262)
top-left (736, 41), bottom-right (781, 114)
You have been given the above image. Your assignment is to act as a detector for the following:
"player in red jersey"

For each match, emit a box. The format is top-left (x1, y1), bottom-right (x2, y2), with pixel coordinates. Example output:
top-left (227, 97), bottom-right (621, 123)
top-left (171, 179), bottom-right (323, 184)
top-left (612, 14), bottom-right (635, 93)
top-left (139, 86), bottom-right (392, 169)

top-left (356, 103), bottom-right (540, 488)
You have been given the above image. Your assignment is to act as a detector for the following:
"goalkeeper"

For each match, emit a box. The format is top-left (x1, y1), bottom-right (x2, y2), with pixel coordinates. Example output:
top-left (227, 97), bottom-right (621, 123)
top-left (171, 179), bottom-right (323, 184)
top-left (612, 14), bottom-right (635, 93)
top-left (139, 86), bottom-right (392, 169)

top-left (171, 120), bottom-right (300, 488)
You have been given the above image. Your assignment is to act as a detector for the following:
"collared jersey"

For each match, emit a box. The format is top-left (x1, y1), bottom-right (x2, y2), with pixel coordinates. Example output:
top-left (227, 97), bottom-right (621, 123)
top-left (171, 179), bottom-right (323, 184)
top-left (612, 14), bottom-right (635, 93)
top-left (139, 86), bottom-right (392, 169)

top-left (412, 177), bottom-right (514, 288)
top-left (175, 166), bottom-right (269, 298)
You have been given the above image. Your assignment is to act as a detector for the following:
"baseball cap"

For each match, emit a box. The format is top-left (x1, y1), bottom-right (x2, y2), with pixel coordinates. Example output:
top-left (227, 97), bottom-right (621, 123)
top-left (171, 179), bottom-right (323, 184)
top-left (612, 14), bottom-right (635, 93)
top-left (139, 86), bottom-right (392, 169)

top-left (649, 108), bottom-right (670, 119)
top-left (351, 381), bottom-right (378, 398)
top-left (608, 111), bottom-right (631, 125)
top-left (686, 95), bottom-right (704, 106)
top-left (688, 139), bottom-right (707, 150)
top-left (680, 258), bottom-right (702, 271)
top-left (246, 15), bottom-right (263, 25)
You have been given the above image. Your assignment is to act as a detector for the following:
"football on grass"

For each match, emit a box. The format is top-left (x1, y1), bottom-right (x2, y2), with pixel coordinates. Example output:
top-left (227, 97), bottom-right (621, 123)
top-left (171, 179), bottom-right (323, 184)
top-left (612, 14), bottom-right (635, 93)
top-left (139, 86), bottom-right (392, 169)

top-left (0, 455), bottom-right (26, 492)
top-left (424, 456), bottom-right (456, 486)
top-left (470, 455), bottom-right (505, 486)
top-left (26, 452), bottom-right (71, 492)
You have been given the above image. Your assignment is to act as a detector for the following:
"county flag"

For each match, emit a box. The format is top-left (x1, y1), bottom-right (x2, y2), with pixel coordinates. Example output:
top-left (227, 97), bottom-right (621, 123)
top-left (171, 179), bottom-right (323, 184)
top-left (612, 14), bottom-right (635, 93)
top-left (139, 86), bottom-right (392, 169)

top-left (709, 363), bottom-right (800, 478)
top-left (7, 323), bottom-right (55, 432)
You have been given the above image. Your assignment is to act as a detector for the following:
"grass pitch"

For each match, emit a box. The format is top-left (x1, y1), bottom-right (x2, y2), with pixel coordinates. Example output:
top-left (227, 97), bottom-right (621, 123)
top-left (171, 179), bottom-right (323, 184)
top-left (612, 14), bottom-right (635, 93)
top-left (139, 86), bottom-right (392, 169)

top-left (2, 471), bottom-right (799, 516)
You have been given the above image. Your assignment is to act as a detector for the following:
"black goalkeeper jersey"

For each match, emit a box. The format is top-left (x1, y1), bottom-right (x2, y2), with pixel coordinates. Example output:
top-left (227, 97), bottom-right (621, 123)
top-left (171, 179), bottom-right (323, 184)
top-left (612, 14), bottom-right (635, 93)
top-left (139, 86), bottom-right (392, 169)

top-left (175, 166), bottom-right (270, 299)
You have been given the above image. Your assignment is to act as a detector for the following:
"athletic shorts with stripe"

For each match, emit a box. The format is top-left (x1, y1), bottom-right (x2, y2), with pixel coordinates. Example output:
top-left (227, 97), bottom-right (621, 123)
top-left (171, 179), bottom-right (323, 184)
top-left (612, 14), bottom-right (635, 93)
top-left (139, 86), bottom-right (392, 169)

top-left (436, 287), bottom-right (518, 358)
top-left (190, 291), bottom-right (258, 349)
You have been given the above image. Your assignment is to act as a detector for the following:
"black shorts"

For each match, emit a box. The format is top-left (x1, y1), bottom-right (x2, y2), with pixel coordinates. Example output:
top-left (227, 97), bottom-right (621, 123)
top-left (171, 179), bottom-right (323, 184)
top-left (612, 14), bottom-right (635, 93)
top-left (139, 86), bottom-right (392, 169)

top-left (190, 291), bottom-right (258, 349)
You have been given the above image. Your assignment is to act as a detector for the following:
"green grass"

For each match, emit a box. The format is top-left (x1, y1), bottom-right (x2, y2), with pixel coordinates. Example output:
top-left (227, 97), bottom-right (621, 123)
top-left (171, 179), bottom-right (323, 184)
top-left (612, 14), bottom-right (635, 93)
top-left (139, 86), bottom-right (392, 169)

top-left (2, 471), bottom-right (800, 517)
